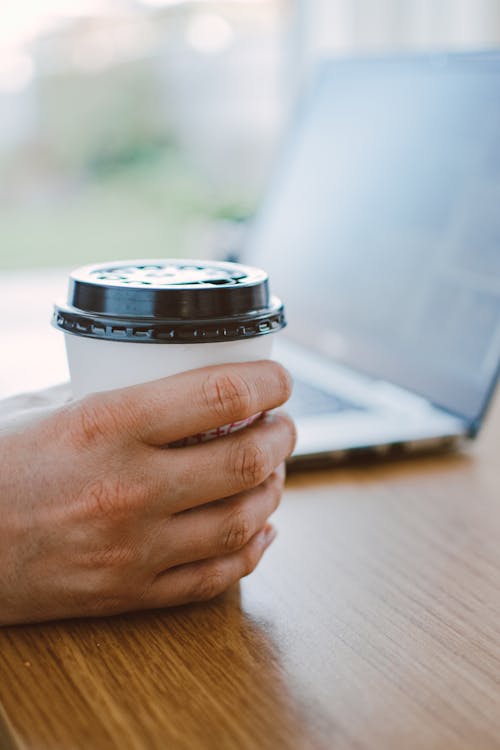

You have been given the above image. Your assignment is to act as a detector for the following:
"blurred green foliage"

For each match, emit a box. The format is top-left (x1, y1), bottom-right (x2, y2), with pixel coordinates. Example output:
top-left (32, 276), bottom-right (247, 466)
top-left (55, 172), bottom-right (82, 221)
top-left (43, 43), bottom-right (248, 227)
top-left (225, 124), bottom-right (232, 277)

top-left (0, 150), bottom-right (240, 269)
top-left (0, 62), bottom-right (255, 269)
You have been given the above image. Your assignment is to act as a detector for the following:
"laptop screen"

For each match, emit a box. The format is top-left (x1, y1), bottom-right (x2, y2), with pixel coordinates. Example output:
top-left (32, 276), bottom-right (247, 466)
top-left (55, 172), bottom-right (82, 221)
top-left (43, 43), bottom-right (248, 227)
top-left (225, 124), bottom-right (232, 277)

top-left (246, 52), bottom-right (500, 428)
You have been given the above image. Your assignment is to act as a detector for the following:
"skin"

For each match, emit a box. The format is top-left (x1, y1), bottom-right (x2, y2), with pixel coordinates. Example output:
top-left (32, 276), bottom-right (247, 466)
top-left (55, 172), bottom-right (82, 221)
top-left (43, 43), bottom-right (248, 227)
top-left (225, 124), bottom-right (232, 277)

top-left (0, 360), bottom-right (296, 626)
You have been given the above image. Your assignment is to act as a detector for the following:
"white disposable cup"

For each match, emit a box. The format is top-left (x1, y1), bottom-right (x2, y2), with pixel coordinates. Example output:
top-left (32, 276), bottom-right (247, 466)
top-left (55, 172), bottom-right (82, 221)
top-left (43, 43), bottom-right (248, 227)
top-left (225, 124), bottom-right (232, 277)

top-left (55, 259), bottom-right (285, 444)
top-left (65, 333), bottom-right (274, 399)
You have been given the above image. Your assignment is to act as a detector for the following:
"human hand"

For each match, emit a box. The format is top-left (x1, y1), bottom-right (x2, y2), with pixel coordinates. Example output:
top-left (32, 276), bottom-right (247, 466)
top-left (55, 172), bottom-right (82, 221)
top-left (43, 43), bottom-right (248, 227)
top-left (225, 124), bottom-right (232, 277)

top-left (0, 361), bottom-right (295, 625)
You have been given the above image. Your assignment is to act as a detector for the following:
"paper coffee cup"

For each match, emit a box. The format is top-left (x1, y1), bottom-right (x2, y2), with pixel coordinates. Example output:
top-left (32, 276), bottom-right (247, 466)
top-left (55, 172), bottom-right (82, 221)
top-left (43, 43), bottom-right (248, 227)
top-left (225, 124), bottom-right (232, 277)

top-left (52, 259), bottom-right (286, 442)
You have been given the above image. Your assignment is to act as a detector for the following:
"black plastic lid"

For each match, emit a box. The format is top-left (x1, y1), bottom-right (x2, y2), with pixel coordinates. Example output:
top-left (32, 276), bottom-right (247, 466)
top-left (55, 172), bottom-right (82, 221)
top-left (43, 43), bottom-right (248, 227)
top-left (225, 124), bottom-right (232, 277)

top-left (52, 259), bottom-right (286, 344)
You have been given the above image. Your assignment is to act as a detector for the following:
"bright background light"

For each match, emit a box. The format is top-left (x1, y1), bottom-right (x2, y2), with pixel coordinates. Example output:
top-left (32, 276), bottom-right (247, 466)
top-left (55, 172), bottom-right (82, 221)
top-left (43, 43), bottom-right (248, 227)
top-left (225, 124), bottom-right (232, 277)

top-left (0, 53), bottom-right (34, 93)
top-left (186, 13), bottom-right (234, 55)
top-left (2, 0), bottom-right (500, 271)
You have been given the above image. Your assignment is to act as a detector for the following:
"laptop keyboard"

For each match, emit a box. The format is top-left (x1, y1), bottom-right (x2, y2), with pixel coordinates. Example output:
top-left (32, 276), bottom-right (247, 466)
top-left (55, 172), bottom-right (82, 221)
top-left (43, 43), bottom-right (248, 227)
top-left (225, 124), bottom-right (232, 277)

top-left (286, 379), bottom-right (366, 419)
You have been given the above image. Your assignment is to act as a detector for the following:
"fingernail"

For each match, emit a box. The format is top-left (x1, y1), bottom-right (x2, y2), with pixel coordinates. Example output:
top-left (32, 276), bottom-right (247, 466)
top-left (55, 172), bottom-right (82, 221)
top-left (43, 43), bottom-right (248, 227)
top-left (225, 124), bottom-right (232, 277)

top-left (276, 462), bottom-right (286, 481)
top-left (260, 524), bottom-right (277, 548)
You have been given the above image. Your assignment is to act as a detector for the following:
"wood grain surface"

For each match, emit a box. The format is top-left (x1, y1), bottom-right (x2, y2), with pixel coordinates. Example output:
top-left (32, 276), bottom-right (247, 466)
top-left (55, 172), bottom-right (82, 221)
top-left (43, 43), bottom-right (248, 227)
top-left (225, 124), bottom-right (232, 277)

top-left (1, 398), bottom-right (499, 750)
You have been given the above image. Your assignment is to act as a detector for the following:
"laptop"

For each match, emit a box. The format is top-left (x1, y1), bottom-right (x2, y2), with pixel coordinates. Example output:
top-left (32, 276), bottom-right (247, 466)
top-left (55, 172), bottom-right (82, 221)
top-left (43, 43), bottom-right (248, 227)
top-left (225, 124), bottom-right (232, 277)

top-left (240, 51), bottom-right (500, 467)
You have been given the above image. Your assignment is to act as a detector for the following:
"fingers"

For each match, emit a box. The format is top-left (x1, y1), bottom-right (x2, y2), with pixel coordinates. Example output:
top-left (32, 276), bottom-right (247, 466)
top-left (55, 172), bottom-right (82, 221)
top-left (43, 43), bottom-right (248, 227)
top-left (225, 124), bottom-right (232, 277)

top-left (143, 524), bottom-right (277, 609)
top-left (149, 411), bottom-right (295, 513)
top-left (103, 360), bottom-right (292, 445)
top-left (149, 466), bottom-right (285, 570)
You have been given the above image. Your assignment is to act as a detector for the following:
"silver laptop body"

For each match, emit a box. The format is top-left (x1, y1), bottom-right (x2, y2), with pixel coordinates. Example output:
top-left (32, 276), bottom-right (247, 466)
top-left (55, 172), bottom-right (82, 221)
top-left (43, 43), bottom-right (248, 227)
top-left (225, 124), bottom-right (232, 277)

top-left (242, 52), bottom-right (500, 467)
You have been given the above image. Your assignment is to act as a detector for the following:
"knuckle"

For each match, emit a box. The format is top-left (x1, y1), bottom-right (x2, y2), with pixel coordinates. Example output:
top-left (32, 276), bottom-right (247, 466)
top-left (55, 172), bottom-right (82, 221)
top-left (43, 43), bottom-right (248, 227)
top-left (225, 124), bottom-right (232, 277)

top-left (231, 440), bottom-right (269, 490)
top-left (91, 543), bottom-right (139, 573)
top-left (201, 370), bottom-right (252, 420)
top-left (109, 394), bottom-right (145, 441)
top-left (88, 590), bottom-right (134, 616)
top-left (71, 395), bottom-right (120, 448)
top-left (192, 566), bottom-right (227, 602)
top-left (90, 599), bottom-right (125, 617)
top-left (91, 569), bottom-right (147, 612)
top-left (65, 575), bottom-right (135, 616)
top-left (221, 509), bottom-right (252, 553)
top-left (79, 476), bottom-right (135, 524)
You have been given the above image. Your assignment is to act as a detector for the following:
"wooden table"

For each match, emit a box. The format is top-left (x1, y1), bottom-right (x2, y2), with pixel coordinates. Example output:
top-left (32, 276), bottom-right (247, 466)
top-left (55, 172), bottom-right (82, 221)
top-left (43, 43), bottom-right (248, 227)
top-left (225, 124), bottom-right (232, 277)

top-left (1, 396), bottom-right (500, 750)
